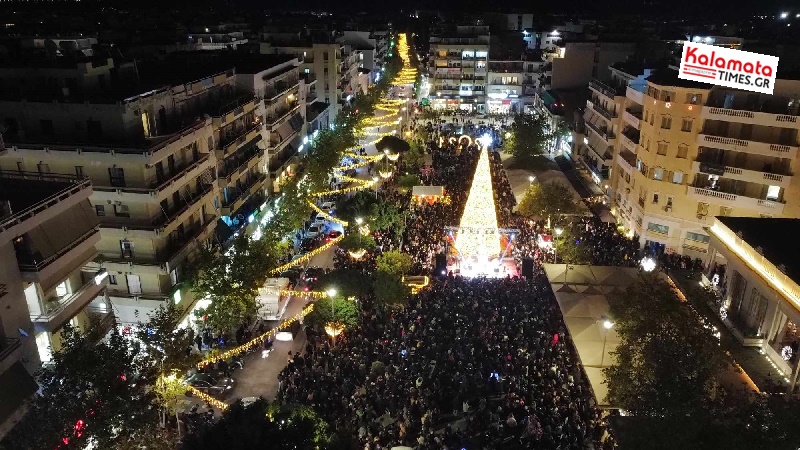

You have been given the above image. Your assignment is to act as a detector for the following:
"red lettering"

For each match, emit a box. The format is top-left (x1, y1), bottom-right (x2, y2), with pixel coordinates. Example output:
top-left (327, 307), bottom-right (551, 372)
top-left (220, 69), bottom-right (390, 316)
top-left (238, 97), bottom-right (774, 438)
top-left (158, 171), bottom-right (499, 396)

top-left (744, 62), bottom-right (754, 73)
top-left (685, 46), bottom-right (698, 63)
top-left (763, 65), bottom-right (773, 77)
top-left (755, 61), bottom-right (762, 75)
top-left (698, 54), bottom-right (708, 65)
top-left (715, 57), bottom-right (726, 68)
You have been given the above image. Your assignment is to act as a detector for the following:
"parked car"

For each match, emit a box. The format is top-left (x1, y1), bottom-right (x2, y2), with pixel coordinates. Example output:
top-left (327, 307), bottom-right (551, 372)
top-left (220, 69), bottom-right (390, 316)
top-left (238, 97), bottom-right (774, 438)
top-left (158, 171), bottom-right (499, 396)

top-left (301, 236), bottom-right (322, 252)
top-left (306, 223), bottom-right (325, 239)
top-left (185, 373), bottom-right (235, 397)
top-left (326, 230), bottom-right (342, 243)
top-left (303, 267), bottom-right (326, 283)
top-left (320, 201), bottom-right (336, 212)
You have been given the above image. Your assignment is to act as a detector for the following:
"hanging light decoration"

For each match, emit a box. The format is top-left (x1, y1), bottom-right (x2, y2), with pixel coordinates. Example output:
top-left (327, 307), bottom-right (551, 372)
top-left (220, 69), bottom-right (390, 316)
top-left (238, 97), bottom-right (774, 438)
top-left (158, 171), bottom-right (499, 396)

top-left (379, 169), bottom-right (393, 178)
top-left (348, 248), bottom-right (367, 259)
top-left (325, 322), bottom-right (345, 337)
top-left (386, 153), bottom-right (400, 161)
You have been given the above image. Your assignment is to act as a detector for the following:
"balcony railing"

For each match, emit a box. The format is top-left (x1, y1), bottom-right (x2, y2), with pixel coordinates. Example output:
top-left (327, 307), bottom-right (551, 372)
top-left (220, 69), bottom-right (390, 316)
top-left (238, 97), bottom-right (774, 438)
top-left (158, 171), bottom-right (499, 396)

top-left (212, 94), bottom-right (256, 118)
top-left (697, 134), bottom-right (799, 159)
top-left (589, 79), bottom-right (624, 99)
top-left (218, 122), bottom-right (261, 151)
top-left (0, 337), bottom-right (21, 362)
top-left (265, 103), bottom-right (300, 129)
top-left (702, 107), bottom-right (800, 129)
top-left (31, 276), bottom-right (106, 323)
top-left (95, 154), bottom-right (211, 196)
top-left (101, 183), bottom-right (215, 232)
top-left (584, 120), bottom-right (615, 142)
top-left (587, 100), bottom-right (616, 121)
top-left (17, 226), bottom-right (99, 272)
top-left (0, 171), bottom-right (91, 233)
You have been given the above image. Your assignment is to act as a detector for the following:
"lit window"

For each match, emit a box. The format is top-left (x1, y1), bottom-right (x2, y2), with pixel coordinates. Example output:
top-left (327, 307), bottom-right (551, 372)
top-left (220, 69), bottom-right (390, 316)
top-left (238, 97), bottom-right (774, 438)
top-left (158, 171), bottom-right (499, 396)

top-left (653, 168), bottom-right (664, 180)
top-left (55, 281), bottom-right (69, 298)
top-left (661, 116), bottom-right (672, 129)
top-left (672, 171), bottom-right (684, 184)
top-left (647, 222), bottom-right (669, 234)
top-left (767, 185), bottom-right (780, 201)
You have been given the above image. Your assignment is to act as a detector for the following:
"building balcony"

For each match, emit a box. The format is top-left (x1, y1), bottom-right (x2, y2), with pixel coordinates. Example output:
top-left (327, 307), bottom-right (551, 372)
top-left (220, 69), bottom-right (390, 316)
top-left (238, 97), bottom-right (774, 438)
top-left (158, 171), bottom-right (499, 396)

top-left (585, 142), bottom-right (612, 164)
top-left (0, 338), bottom-right (23, 374)
top-left (220, 173), bottom-right (267, 216)
top-left (159, 216), bottom-right (217, 273)
top-left (264, 80), bottom-right (300, 105)
top-left (85, 307), bottom-right (116, 342)
top-left (589, 78), bottom-right (625, 100)
top-left (692, 161), bottom-right (792, 188)
top-left (210, 94), bottom-right (258, 126)
top-left (687, 186), bottom-right (785, 215)
top-left (31, 275), bottom-right (108, 333)
top-left (0, 173), bottom-right (92, 236)
top-left (622, 109), bottom-right (641, 129)
top-left (93, 154), bottom-right (214, 203)
top-left (696, 134), bottom-right (799, 159)
top-left (626, 84), bottom-right (645, 105)
top-left (217, 122), bottom-right (262, 156)
top-left (17, 226), bottom-right (100, 284)
top-left (616, 149), bottom-right (636, 176)
top-left (586, 99), bottom-right (616, 122)
top-left (101, 183), bottom-right (216, 235)
top-left (218, 148), bottom-right (264, 188)
top-left (701, 107), bottom-right (800, 129)
top-left (585, 120), bottom-right (616, 144)
top-left (265, 103), bottom-right (300, 130)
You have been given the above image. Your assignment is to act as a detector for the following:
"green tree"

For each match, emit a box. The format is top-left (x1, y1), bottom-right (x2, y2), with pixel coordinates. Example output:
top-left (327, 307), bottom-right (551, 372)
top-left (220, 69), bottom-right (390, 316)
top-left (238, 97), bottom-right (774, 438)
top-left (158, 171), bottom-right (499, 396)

top-left (554, 228), bottom-right (591, 264)
top-left (135, 302), bottom-right (200, 376)
top-left (397, 173), bottom-right (421, 193)
top-left (373, 272), bottom-right (411, 307)
top-left (2, 327), bottom-right (160, 450)
top-left (517, 182), bottom-right (580, 220)
top-left (604, 274), bottom-right (729, 417)
top-left (305, 296), bottom-right (361, 331)
top-left (505, 113), bottom-right (550, 161)
top-left (315, 269), bottom-right (373, 299)
top-left (376, 250), bottom-right (413, 277)
top-left (338, 232), bottom-right (376, 252)
top-left (181, 399), bottom-right (331, 450)
top-left (190, 234), bottom-right (279, 333)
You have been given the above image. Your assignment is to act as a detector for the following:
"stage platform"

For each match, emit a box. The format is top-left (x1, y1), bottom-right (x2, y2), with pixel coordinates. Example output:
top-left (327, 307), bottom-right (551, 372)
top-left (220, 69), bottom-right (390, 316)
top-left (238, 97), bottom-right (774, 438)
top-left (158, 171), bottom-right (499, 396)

top-left (446, 257), bottom-right (518, 278)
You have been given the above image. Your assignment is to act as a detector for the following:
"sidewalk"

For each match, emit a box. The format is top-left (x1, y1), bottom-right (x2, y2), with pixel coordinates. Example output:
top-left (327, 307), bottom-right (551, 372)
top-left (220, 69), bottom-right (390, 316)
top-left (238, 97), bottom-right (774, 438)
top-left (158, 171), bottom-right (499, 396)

top-left (668, 269), bottom-right (788, 393)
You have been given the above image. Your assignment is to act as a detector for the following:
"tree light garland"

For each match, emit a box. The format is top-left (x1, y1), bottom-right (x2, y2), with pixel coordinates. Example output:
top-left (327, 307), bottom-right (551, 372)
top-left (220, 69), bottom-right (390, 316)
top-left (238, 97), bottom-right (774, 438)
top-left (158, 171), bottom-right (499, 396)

top-left (454, 149), bottom-right (501, 257)
top-left (308, 201), bottom-right (349, 226)
top-left (270, 236), bottom-right (344, 273)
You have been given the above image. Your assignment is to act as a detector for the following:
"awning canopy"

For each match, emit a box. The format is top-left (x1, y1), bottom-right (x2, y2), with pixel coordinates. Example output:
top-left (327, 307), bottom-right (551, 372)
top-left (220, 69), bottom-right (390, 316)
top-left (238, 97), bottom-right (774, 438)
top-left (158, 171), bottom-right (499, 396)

top-left (412, 186), bottom-right (444, 197)
top-left (0, 361), bottom-right (38, 426)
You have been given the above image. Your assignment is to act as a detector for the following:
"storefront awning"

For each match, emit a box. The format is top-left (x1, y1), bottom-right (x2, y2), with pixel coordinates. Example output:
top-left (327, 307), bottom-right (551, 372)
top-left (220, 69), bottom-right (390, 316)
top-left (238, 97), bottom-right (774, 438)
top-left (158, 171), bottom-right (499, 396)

top-left (0, 361), bottom-right (38, 426)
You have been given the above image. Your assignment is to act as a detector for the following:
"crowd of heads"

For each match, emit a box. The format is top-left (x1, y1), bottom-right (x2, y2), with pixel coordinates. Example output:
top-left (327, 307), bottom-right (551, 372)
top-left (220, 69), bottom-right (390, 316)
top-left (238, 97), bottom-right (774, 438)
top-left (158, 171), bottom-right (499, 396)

top-left (279, 277), bottom-right (606, 450)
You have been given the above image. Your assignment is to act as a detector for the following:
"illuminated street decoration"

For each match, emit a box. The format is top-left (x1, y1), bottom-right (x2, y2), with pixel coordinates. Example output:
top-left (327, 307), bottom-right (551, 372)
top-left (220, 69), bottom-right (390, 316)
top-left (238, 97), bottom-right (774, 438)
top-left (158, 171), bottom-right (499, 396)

top-left (455, 149), bottom-right (501, 257)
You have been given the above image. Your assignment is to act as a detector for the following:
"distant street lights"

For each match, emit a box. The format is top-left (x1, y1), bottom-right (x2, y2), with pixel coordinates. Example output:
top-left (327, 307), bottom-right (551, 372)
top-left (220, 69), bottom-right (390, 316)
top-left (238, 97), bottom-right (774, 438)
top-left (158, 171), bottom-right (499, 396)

top-left (640, 257), bottom-right (656, 272)
top-left (553, 227), bottom-right (563, 263)
top-left (600, 317), bottom-right (615, 366)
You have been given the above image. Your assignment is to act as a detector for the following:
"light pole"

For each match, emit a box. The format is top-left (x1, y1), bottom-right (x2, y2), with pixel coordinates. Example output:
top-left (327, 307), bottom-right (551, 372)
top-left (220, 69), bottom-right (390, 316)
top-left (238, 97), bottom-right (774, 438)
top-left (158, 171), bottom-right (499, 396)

top-left (372, 176), bottom-right (379, 199)
top-left (600, 317), bottom-right (614, 366)
top-left (640, 256), bottom-right (656, 272)
top-left (528, 175), bottom-right (535, 188)
top-left (356, 217), bottom-right (364, 248)
top-left (553, 227), bottom-right (563, 263)
top-left (326, 288), bottom-right (338, 347)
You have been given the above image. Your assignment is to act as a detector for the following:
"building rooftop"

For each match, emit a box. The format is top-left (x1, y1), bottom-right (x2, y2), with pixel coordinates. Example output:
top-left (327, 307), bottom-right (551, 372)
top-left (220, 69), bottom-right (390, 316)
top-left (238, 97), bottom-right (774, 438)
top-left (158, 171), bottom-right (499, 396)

top-left (645, 68), bottom-right (711, 89)
top-left (716, 217), bottom-right (800, 287)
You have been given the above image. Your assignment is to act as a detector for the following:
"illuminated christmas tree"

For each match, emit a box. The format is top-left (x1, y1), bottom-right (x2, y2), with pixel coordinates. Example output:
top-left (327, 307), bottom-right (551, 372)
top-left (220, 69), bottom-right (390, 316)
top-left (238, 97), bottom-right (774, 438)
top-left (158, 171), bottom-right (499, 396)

top-left (455, 149), bottom-right (501, 257)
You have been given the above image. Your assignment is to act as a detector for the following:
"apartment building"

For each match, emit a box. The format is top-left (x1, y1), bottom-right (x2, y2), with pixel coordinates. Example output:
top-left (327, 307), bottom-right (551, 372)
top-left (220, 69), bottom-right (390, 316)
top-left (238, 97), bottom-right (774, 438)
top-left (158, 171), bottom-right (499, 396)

top-left (0, 172), bottom-right (110, 439)
top-left (545, 41), bottom-right (635, 91)
top-left (610, 68), bottom-right (800, 258)
top-left (260, 34), bottom-right (363, 121)
top-left (581, 62), bottom-right (652, 192)
top-left (705, 217), bottom-right (800, 391)
top-left (428, 25), bottom-right (491, 113)
top-left (487, 57), bottom-right (543, 114)
top-left (0, 51), bottom-right (246, 325)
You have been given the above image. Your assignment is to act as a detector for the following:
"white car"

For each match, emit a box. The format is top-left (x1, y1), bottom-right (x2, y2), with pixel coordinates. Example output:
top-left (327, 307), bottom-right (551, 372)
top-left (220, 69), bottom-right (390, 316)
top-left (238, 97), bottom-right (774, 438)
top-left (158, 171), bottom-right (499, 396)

top-left (306, 224), bottom-right (325, 239)
top-left (320, 201), bottom-right (336, 212)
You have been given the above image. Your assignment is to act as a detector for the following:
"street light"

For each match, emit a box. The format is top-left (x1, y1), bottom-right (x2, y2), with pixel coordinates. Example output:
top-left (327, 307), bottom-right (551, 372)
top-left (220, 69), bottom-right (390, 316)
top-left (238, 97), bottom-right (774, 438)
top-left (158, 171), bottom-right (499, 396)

top-left (528, 175), bottom-right (535, 186)
top-left (325, 288), bottom-right (341, 346)
top-left (372, 176), bottom-right (380, 199)
top-left (600, 316), bottom-right (615, 366)
top-left (640, 257), bottom-right (656, 272)
top-left (553, 227), bottom-right (563, 263)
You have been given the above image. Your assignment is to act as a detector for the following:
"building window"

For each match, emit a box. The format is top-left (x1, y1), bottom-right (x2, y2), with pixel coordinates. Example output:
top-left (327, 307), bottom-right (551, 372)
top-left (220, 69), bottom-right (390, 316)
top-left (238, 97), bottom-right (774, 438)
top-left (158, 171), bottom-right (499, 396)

top-left (95, 205), bottom-right (106, 216)
top-left (652, 192), bottom-right (659, 203)
top-left (657, 142), bottom-right (668, 155)
top-left (75, 166), bottom-right (84, 178)
top-left (681, 118), bottom-right (693, 132)
top-left (55, 281), bottom-right (69, 298)
top-left (647, 222), bottom-right (669, 234)
top-left (120, 239), bottom-right (134, 259)
top-left (672, 171), bottom-right (684, 184)
top-left (304, 68), bottom-right (310, 74)
top-left (108, 274), bottom-right (118, 285)
top-left (653, 168), bottom-right (664, 181)
top-left (114, 204), bottom-right (130, 217)
top-left (697, 202), bottom-right (709, 216)
top-left (666, 196), bottom-right (673, 208)
top-left (37, 162), bottom-right (50, 174)
top-left (767, 185), bottom-right (780, 201)
top-left (108, 167), bottom-right (125, 187)
top-left (661, 116), bottom-right (672, 129)
top-left (730, 270), bottom-right (747, 314)
top-left (720, 206), bottom-right (732, 216)
top-left (677, 144), bottom-right (688, 158)
top-left (686, 93), bottom-right (702, 105)
top-left (126, 274), bottom-right (142, 295)
top-left (686, 232), bottom-right (710, 244)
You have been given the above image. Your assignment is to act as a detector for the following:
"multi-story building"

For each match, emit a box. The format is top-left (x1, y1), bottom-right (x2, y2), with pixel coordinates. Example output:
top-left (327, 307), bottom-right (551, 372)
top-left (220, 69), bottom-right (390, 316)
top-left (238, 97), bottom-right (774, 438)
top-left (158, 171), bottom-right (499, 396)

top-left (487, 60), bottom-right (524, 114)
top-left (705, 217), bottom-right (800, 391)
top-left (428, 25), bottom-right (490, 113)
top-left (580, 62), bottom-right (652, 193)
top-left (610, 68), bottom-right (800, 258)
top-left (0, 171), bottom-right (110, 439)
top-left (546, 41), bottom-right (635, 91)
top-left (0, 50), bottom-right (276, 325)
top-left (260, 34), bottom-right (363, 121)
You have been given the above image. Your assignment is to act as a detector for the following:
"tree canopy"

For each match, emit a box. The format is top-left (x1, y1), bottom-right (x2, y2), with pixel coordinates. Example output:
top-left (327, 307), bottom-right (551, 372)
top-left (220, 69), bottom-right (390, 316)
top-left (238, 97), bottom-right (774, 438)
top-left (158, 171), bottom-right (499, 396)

top-left (517, 182), bottom-right (581, 220)
top-left (375, 250), bottom-right (413, 278)
top-left (373, 272), bottom-right (411, 307)
top-left (505, 113), bottom-right (551, 161)
top-left (338, 232), bottom-right (377, 252)
top-left (305, 296), bottom-right (361, 331)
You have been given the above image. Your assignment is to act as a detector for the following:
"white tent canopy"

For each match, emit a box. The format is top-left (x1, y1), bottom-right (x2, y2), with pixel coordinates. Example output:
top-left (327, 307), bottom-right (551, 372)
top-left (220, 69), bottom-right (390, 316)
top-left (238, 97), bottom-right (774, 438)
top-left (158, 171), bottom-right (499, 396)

top-left (543, 264), bottom-right (641, 407)
top-left (411, 185), bottom-right (444, 197)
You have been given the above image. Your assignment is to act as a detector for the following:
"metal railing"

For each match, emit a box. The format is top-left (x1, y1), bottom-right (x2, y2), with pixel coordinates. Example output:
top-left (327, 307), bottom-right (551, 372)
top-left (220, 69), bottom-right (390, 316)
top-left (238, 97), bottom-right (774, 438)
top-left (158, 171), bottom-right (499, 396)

top-left (0, 338), bottom-right (21, 362)
top-left (212, 94), bottom-right (256, 118)
top-left (0, 171), bottom-right (90, 233)
top-left (218, 122), bottom-right (261, 150)
top-left (17, 226), bottom-right (99, 272)
top-left (31, 277), bottom-right (104, 322)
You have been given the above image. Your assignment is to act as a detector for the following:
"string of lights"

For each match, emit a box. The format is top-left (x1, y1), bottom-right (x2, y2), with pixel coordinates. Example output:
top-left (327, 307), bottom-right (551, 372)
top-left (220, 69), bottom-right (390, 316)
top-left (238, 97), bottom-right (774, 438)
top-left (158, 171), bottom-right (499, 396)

top-left (308, 201), bottom-right (349, 226)
top-left (454, 149), bottom-right (501, 257)
top-left (269, 236), bottom-right (344, 273)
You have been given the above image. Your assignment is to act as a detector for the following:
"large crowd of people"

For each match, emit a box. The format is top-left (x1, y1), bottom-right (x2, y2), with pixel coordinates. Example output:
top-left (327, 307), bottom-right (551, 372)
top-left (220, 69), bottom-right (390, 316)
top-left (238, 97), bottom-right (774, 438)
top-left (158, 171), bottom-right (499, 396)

top-left (279, 277), bottom-right (607, 450)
